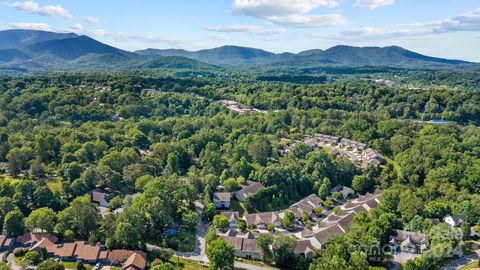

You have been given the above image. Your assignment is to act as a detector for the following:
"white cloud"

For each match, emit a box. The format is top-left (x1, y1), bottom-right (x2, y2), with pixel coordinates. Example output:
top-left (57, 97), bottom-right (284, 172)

top-left (353, 0), bottom-right (394, 10)
top-left (87, 29), bottom-right (108, 37)
top-left (8, 22), bottom-right (50, 31)
top-left (337, 8), bottom-right (480, 40)
top-left (231, 0), bottom-right (345, 27)
top-left (7, 1), bottom-right (73, 19)
top-left (206, 24), bottom-right (286, 35)
top-left (70, 23), bottom-right (84, 31)
top-left (113, 32), bottom-right (204, 51)
top-left (85, 16), bottom-right (101, 24)
top-left (268, 14), bottom-right (347, 27)
top-left (209, 35), bottom-right (229, 42)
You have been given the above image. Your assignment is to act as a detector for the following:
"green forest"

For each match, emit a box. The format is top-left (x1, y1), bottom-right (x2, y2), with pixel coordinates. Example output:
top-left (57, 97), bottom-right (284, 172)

top-left (0, 73), bottom-right (479, 270)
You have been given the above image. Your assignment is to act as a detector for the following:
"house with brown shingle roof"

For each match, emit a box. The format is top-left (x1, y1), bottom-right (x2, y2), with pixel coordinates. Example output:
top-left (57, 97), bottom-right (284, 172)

top-left (220, 212), bottom-right (240, 228)
top-left (235, 181), bottom-right (264, 201)
top-left (213, 192), bottom-right (232, 209)
top-left (122, 252), bottom-right (146, 270)
top-left (308, 224), bottom-right (345, 249)
top-left (91, 189), bottom-right (116, 208)
top-left (17, 233), bottom-right (58, 247)
top-left (289, 194), bottom-right (323, 219)
top-left (221, 236), bottom-right (244, 257)
top-left (244, 212), bottom-right (281, 229)
top-left (73, 241), bottom-right (101, 263)
top-left (109, 250), bottom-right (146, 266)
top-left (294, 239), bottom-right (316, 259)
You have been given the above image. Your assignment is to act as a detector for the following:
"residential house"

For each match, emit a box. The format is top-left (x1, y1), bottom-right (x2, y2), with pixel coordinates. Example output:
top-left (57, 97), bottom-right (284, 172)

top-left (0, 235), bottom-right (15, 251)
top-left (235, 181), bottom-right (265, 201)
top-left (220, 212), bottom-right (240, 228)
top-left (304, 137), bottom-right (319, 148)
top-left (241, 238), bottom-right (261, 260)
top-left (389, 230), bottom-right (429, 254)
top-left (221, 233), bottom-right (261, 260)
top-left (314, 134), bottom-right (340, 146)
top-left (91, 190), bottom-right (116, 208)
top-left (331, 185), bottom-right (355, 200)
top-left (221, 236), bottom-right (244, 257)
top-left (108, 250), bottom-right (146, 266)
top-left (213, 192), bottom-right (232, 209)
top-left (122, 252), bottom-right (147, 270)
top-left (307, 224), bottom-right (346, 249)
top-left (17, 233), bottom-right (58, 247)
top-left (244, 212), bottom-right (281, 229)
top-left (294, 240), bottom-right (316, 259)
top-left (444, 215), bottom-right (467, 227)
top-left (289, 194), bottom-right (323, 219)
top-left (364, 149), bottom-right (386, 167)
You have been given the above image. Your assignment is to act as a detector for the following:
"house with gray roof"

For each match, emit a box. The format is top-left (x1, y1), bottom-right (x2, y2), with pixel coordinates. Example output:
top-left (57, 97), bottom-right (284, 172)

top-left (389, 230), bottom-right (429, 254)
top-left (235, 181), bottom-right (265, 201)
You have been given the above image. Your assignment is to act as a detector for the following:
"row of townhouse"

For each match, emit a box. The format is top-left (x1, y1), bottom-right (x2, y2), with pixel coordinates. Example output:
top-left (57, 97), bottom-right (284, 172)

top-left (220, 230), bottom-right (318, 260)
top-left (220, 232), bottom-right (261, 260)
top-left (220, 193), bottom-right (325, 230)
top-left (213, 181), bottom-right (265, 209)
top-left (0, 233), bottom-right (146, 270)
top-left (282, 134), bottom-right (386, 167)
top-left (299, 191), bottom-right (383, 250)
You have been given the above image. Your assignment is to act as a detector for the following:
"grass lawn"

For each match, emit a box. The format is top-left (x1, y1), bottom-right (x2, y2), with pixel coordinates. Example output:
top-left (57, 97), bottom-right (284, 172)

top-left (61, 261), bottom-right (93, 270)
top-left (236, 258), bottom-right (275, 268)
top-left (170, 257), bottom-right (207, 270)
top-left (459, 260), bottom-right (480, 269)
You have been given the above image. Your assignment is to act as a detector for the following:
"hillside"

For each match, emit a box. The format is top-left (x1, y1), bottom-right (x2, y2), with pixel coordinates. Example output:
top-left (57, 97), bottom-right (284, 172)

top-left (0, 29), bottom-right (478, 72)
top-left (136, 45), bottom-right (285, 66)
top-left (0, 29), bottom-right (217, 71)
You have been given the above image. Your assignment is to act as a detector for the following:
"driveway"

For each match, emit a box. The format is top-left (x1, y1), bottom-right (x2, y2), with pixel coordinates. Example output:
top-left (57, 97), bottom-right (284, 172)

top-left (7, 253), bottom-right (23, 270)
top-left (440, 253), bottom-right (479, 270)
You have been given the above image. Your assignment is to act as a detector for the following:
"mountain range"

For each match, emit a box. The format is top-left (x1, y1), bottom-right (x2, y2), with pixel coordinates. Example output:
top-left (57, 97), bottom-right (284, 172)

top-left (0, 29), bottom-right (478, 72)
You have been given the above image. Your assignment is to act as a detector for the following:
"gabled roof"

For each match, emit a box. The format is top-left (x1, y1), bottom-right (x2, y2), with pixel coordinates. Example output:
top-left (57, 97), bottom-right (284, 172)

top-left (109, 250), bottom-right (146, 263)
top-left (290, 194), bottom-right (323, 213)
top-left (221, 236), bottom-right (243, 251)
top-left (91, 190), bottom-right (115, 203)
top-left (244, 212), bottom-right (280, 226)
top-left (390, 230), bottom-right (429, 249)
top-left (294, 239), bottom-right (315, 255)
top-left (73, 241), bottom-right (100, 261)
top-left (122, 252), bottom-right (146, 270)
top-left (337, 212), bottom-right (356, 231)
top-left (220, 211), bottom-right (239, 222)
top-left (242, 238), bottom-right (260, 254)
top-left (313, 224), bottom-right (345, 245)
top-left (331, 185), bottom-right (355, 198)
top-left (49, 243), bottom-right (77, 257)
top-left (445, 215), bottom-right (467, 225)
top-left (213, 192), bottom-right (232, 202)
top-left (30, 237), bottom-right (56, 251)
top-left (238, 181), bottom-right (265, 197)
top-left (17, 233), bottom-right (58, 245)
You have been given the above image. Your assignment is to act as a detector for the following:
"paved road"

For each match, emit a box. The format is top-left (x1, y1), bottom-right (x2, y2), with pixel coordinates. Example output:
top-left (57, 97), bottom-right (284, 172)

top-left (440, 253), bottom-right (479, 270)
top-left (7, 253), bottom-right (23, 270)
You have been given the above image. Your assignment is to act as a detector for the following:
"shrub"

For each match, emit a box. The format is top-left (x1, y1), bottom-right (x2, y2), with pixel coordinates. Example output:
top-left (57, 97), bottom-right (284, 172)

top-left (13, 248), bottom-right (27, 257)
top-left (24, 251), bottom-right (42, 265)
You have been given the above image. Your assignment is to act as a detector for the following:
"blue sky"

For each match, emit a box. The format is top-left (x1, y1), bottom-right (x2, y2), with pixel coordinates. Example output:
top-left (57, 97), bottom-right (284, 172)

top-left (1, 0), bottom-right (479, 61)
